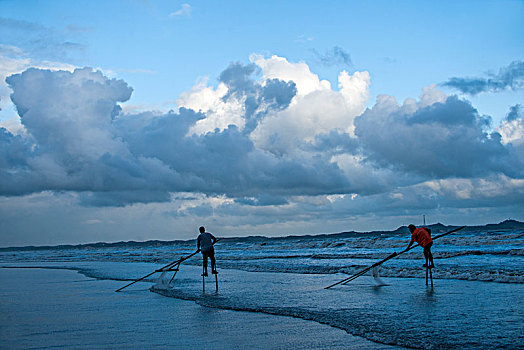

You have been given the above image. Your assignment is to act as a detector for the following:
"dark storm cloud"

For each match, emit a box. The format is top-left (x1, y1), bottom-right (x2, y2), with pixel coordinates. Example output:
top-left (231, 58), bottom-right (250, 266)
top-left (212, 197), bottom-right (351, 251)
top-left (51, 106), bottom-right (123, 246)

top-left (218, 62), bottom-right (296, 133)
top-left (311, 46), bottom-right (352, 67)
top-left (442, 60), bottom-right (524, 95)
top-left (1, 67), bottom-right (348, 206)
top-left (506, 104), bottom-right (522, 122)
top-left (302, 130), bottom-right (359, 155)
top-left (78, 190), bottom-right (172, 207)
top-left (355, 95), bottom-right (523, 178)
top-left (118, 118), bottom-right (351, 198)
top-left (2, 66), bottom-right (523, 208)
top-left (0, 127), bottom-right (30, 169)
top-left (219, 62), bottom-right (259, 97)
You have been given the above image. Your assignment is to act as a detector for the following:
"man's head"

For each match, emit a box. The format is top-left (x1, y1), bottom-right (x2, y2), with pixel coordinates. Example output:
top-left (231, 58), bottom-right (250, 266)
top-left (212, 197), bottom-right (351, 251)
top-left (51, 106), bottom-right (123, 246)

top-left (408, 224), bottom-right (416, 233)
top-left (199, 226), bottom-right (205, 233)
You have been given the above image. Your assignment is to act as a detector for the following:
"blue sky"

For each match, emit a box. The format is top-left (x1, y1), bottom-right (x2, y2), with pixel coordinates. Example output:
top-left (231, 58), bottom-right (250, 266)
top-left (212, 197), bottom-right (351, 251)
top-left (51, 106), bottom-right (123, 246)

top-left (0, 0), bottom-right (523, 246)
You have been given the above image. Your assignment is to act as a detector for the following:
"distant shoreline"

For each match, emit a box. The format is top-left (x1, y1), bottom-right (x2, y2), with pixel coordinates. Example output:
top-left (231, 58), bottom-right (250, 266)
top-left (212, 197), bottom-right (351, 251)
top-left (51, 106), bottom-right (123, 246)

top-left (2, 219), bottom-right (523, 252)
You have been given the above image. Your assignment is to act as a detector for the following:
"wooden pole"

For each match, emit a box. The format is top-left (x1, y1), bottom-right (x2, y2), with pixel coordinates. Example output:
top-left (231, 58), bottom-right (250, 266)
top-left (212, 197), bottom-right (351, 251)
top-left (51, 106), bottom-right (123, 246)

top-left (429, 266), bottom-right (433, 288)
top-left (324, 226), bottom-right (466, 289)
top-left (215, 273), bottom-right (218, 292)
top-left (425, 266), bottom-right (428, 286)
top-left (325, 252), bottom-right (397, 289)
top-left (168, 262), bottom-right (181, 284)
top-left (115, 256), bottom-right (186, 292)
top-left (116, 250), bottom-right (199, 292)
top-left (202, 265), bottom-right (206, 293)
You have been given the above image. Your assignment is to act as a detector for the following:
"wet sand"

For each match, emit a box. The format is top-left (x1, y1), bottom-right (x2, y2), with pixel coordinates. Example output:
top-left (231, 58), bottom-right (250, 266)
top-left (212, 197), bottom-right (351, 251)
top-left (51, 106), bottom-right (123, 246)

top-left (0, 267), bottom-right (395, 349)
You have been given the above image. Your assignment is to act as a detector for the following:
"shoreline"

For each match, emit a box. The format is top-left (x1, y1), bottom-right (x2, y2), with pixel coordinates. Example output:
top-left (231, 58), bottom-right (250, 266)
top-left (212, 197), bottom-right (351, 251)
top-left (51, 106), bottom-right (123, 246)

top-left (0, 266), bottom-right (398, 349)
top-left (2, 259), bottom-right (522, 349)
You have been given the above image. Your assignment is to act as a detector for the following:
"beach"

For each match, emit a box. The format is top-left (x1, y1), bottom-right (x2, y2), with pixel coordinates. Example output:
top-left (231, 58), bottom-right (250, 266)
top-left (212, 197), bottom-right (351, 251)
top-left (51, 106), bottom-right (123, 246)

top-left (0, 267), bottom-right (394, 349)
top-left (1, 226), bottom-right (523, 349)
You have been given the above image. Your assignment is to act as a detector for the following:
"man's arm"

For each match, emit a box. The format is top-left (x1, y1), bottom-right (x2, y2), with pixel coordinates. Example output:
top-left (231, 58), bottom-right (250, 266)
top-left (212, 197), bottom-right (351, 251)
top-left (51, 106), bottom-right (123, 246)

top-left (211, 233), bottom-right (217, 244)
top-left (197, 235), bottom-right (201, 250)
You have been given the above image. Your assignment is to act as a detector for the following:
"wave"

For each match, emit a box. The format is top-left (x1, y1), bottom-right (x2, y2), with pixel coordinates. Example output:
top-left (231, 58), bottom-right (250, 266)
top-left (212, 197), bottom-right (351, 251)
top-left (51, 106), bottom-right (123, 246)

top-left (184, 260), bottom-right (524, 283)
top-left (150, 271), bottom-right (524, 349)
top-left (437, 249), bottom-right (524, 258)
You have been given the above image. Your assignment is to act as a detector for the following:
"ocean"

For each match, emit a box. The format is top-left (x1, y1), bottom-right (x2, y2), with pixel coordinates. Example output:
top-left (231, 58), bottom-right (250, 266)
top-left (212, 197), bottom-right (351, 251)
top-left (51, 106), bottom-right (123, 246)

top-left (1, 225), bottom-right (523, 349)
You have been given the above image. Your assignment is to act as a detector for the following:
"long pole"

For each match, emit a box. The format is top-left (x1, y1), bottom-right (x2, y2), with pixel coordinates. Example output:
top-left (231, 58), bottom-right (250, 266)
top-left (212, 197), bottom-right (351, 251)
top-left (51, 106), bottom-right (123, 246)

top-left (168, 262), bottom-right (181, 284)
top-left (115, 251), bottom-right (199, 292)
top-left (325, 226), bottom-right (466, 289)
top-left (325, 252), bottom-right (397, 289)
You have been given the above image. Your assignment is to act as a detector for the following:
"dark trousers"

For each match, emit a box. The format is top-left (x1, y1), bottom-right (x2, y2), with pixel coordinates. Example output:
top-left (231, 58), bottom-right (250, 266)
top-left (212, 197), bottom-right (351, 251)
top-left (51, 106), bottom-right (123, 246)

top-left (202, 247), bottom-right (216, 273)
top-left (423, 242), bottom-right (434, 267)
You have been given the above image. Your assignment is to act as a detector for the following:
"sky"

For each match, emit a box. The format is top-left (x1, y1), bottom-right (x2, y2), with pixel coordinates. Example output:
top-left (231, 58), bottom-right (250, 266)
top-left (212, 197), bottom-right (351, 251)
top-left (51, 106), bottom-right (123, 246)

top-left (0, 0), bottom-right (523, 247)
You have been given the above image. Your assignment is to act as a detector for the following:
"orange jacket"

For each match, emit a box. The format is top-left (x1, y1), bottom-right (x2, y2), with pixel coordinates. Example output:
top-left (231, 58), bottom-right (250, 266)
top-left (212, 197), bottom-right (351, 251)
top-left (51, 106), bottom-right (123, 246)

top-left (411, 227), bottom-right (433, 248)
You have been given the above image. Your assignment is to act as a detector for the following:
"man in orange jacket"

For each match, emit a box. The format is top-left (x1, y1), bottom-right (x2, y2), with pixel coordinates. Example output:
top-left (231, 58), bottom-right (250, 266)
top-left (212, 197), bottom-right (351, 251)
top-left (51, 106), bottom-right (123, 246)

top-left (405, 224), bottom-right (435, 268)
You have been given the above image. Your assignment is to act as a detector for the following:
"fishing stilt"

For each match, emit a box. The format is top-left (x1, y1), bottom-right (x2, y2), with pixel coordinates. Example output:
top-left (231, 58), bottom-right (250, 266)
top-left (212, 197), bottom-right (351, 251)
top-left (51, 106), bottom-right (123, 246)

top-left (429, 266), bottom-right (433, 288)
top-left (202, 265), bottom-right (206, 293)
top-left (425, 265), bottom-right (429, 286)
top-left (215, 273), bottom-right (218, 292)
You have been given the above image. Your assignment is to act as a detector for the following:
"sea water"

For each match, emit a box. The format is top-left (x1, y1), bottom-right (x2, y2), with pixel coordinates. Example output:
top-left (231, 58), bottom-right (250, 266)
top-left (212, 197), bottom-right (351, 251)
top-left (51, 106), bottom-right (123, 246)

top-left (1, 227), bottom-right (523, 348)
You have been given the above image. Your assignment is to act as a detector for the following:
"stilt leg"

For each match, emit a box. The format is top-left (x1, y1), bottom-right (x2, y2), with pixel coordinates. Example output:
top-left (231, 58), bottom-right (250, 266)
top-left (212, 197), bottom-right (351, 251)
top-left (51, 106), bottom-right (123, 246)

top-left (215, 273), bottom-right (218, 292)
top-left (429, 267), bottom-right (433, 288)
top-left (426, 266), bottom-right (429, 286)
top-left (202, 265), bottom-right (205, 293)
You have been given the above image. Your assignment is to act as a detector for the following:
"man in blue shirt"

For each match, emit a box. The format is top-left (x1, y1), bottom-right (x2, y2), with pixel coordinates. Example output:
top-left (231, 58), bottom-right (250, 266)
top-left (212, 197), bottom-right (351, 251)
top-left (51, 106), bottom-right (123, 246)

top-left (197, 226), bottom-right (218, 276)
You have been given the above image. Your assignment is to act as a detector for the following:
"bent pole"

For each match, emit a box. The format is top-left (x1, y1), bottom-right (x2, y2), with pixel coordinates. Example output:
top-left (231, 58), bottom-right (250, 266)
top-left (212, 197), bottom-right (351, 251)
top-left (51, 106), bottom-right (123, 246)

top-left (324, 226), bottom-right (466, 289)
top-left (115, 238), bottom-right (222, 292)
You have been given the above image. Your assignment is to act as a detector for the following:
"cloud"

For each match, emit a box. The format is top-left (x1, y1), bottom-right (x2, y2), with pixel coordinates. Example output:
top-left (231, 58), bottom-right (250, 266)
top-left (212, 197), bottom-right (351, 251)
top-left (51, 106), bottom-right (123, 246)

top-left (170, 4), bottom-right (191, 17)
top-left (0, 66), bottom-right (354, 206)
top-left (505, 104), bottom-right (522, 122)
top-left (302, 130), bottom-right (359, 155)
top-left (246, 55), bottom-right (370, 158)
top-left (0, 43), bottom-right (25, 57)
top-left (178, 61), bottom-right (297, 135)
top-left (498, 104), bottom-right (524, 163)
top-left (217, 62), bottom-right (297, 133)
top-left (251, 54), bottom-right (332, 96)
top-left (354, 86), bottom-right (523, 178)
top-left (0, 16), bottom-right (86, 61)
top-left (442, 60), bottom-right (524, 95)
top-left (311, 46), bottom-right (352, 67)
top-left (170, 173), bottom-right (524, 230)
top-left (295, 35), bottom-right (314, 43)
top-left (0, 45), bottom-right (77, 132)
top-left (1, 57), bottom-right (523, 214)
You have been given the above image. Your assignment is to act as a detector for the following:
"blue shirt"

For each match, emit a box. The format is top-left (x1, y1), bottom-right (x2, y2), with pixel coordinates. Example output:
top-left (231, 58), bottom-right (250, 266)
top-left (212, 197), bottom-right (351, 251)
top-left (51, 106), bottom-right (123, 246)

top-left (197, 232), bottom-right (216, 252)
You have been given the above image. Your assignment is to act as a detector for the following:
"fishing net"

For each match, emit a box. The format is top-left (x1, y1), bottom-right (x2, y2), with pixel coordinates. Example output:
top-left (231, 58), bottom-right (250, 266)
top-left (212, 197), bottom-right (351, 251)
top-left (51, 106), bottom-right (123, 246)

top-left (372, 266), bottom-right (387, 286)
top-left (154, 270), bottom-right (173, 290)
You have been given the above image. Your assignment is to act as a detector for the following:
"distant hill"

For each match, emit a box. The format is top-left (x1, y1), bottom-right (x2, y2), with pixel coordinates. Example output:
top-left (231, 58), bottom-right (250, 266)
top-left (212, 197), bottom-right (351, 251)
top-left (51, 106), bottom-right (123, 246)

top-left (393, 219), bottom-right (524, 234)
top-left (1, 219), bottom-right (523, 251)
